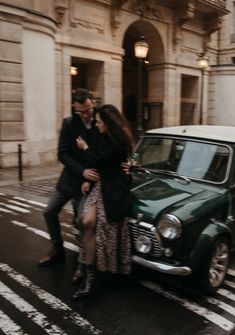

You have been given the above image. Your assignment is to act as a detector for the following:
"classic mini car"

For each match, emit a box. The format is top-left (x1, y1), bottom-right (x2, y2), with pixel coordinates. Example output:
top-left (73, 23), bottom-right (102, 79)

top-left (129, 125), bottom-right (235, 293)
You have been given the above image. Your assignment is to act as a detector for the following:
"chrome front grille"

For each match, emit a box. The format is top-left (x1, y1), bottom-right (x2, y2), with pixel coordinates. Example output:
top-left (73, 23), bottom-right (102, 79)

top-left (129, 219), bottom-right (162, 257)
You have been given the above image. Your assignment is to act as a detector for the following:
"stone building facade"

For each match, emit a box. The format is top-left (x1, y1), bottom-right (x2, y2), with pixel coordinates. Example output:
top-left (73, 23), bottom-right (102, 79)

top-left (0, 0), bottom-right (234, 168)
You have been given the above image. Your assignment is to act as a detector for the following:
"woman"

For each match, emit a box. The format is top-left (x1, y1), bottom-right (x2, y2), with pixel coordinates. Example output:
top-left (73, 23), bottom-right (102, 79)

top-left (72, 104), bottom-right (135, 300)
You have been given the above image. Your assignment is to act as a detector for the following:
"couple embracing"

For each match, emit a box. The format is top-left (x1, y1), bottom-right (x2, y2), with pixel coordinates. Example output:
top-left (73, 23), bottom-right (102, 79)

top-left (38, 88), bottom-right (135, 300)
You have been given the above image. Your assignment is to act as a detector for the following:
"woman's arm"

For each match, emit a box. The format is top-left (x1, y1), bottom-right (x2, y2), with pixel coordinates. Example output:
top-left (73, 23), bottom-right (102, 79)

top-left (76, 136), bottom-right (126, 169)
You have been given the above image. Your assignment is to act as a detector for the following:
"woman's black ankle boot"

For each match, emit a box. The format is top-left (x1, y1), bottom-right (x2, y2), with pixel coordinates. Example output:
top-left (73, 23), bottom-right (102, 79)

top-left (71, 262), bottom-right (85, 283)
top-left (72, 264), bottom-right (95, 300)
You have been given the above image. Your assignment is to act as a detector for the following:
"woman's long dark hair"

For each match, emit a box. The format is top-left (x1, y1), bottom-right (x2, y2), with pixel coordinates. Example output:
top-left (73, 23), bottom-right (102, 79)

top-left (97, 104), bottom-right (135, 155)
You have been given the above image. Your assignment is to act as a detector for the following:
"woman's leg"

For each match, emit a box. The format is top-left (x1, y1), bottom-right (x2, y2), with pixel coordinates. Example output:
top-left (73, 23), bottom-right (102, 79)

top-left (82, 204), bottom-right (97, 265)
top-left (72, 204), bottom-right (97, 300)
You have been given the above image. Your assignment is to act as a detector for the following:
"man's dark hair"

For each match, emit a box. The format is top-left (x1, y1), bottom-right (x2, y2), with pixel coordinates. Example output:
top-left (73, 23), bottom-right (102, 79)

top-left (74, 88), bottom-right (93, 104)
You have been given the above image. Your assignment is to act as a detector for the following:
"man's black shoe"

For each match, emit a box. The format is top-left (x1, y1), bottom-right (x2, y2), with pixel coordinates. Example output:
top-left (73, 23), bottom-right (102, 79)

top-left (38, 247), bottom-right (65, 267)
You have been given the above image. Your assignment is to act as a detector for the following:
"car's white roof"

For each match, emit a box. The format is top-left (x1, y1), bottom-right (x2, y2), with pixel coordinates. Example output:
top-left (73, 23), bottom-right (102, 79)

top-left (146, 125), bottom-right (235, 143)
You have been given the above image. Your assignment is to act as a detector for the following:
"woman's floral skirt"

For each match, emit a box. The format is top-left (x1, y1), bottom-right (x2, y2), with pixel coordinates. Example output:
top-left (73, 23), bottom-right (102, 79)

top-left (77, 181), bottom-right (131, 274)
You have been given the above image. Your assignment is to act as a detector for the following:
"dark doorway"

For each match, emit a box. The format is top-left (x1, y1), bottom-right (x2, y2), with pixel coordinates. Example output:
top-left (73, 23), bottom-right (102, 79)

top-left (122, 20), bottom-right (165, 132)
top-left (70, 57), bottom-right (104, 114)
top-left (180, 75), bottom-right (198, 125)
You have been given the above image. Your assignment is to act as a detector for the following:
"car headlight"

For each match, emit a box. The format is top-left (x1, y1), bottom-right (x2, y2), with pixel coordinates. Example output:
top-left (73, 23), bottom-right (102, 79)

top-left (157, 214), bottom-right (182, 240)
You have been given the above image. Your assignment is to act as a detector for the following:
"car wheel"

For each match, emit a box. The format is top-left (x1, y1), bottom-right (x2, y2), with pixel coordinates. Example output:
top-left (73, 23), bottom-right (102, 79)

top-left (198, 237), bottom-right (230, 294)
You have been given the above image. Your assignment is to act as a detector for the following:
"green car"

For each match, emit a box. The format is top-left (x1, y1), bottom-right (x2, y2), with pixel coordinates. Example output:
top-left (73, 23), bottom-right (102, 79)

top-left (129, 125), bottom-right (235, 294)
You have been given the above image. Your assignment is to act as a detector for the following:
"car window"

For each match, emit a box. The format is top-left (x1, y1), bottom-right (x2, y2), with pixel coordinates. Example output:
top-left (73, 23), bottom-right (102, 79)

top-left (135, 137), bottom-right (230, 183)
top-left (177, 142), bottom-right (217, 177)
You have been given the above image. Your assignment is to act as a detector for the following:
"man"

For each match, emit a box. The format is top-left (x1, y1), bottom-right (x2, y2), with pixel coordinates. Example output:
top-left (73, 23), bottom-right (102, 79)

top-left (38, 88), bottom-right (100, 268)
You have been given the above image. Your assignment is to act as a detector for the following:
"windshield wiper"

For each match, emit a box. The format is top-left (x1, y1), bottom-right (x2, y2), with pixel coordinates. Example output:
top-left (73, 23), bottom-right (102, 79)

top-left (131, 166), bottom-right (191, 183)
top-left (157, 169), bottom-right (191, 183)
top-left (131, 165), bottom-right (152, 176)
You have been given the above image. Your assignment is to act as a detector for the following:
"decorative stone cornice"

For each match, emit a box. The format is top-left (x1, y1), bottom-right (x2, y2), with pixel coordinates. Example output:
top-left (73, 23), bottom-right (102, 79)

top-left (204, 14), bottom-right (223, 35)
top-left (173, 0), bottom-right (196, 50)
top-left (54, 0), bottom-right (68, 27)
top-left (178, 0), bottom-right (196, 25)
top-left (110, 0), bottom-right (162, 35)
top-left (202, 15), bottom-right (223, 52)
top-left (0, 3), bottom-right (56, 37)
top-left (130, 0), bottom-right (161, 20)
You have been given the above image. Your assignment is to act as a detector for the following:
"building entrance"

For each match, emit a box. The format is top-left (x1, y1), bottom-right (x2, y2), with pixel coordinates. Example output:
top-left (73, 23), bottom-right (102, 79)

top-left (122, 20), bottom-right (165, 133)
top-left (70, 57), bottom-right (104, 112)
top-left (180, 75), bottom-right (198, 125)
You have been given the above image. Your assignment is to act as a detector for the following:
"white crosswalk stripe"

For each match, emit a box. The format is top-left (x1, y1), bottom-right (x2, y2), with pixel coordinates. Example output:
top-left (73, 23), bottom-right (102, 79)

top-left (0, 264), bottom-right (101, 335)
top-left (137, 279), bottom-right (235, 332)
top-left (0, 281), bottom-right (68, 335)
top-left (217, 288), bottom-right (235, 302)
top-left (206, 297), bottom-right (235, 316)
top-left (13, 196), bottom-right (47, 207)
top-left (0, 202), bottom-right (30, 214)
top-left (11, 220), bottom-right (78, 252)
top-left (0, 309), bottom-right (29, 335)
top-left (224, 279), bottom-right (235, 288)
top-left (227, 268), bottom-right (235, 276)
top-left (8, 200), bottom-right (31, 208)
top-left (0, 207), bottom-right (14, 214)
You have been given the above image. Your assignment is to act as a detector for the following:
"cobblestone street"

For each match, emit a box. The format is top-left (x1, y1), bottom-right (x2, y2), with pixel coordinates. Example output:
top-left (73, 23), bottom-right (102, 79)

top-left (0, 163), bottom-right (73, 212)
top-left (5, 178), bottom-right (58, 198)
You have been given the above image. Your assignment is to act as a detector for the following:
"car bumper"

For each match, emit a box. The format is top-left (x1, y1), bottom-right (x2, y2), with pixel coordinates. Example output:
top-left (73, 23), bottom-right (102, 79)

top-left (132, 255), bottom-right (192, 276)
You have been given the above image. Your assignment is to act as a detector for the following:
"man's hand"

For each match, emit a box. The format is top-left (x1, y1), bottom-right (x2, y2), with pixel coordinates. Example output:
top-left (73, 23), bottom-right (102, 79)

top-left (82, 168), bottom-right (100, 181)
top-left (121, 159), bottom-right (131, 174)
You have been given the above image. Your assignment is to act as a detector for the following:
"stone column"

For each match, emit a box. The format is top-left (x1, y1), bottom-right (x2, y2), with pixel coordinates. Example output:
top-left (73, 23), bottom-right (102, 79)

top-left (208, 66), bottom-right (235, 125)
top-left (103, 55), bottom-right (123, 111)
top-left (163, 64), bottom-right (179, 126)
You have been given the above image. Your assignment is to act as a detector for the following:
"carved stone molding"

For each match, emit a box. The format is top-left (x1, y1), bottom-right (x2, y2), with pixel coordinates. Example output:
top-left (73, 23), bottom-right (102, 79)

top-left (178, 0), bottom-right (196, 25)
top-left (203, 34), bottom-right (211, 53)
top-left (130, 0), bottom-right (161, 20)
top-left (181, 45), bottom-right (200, 55)
top-left (173, 25), bottom-right (183, 51)
top-left (76, 19), bottom-right (104, 34)
top-left (202, 15), bottom-right (223, 52)
top-left (110, 0), bottom-right (162, 37)
top-left (54, 0), bottom-right (68, 27)
top-left (110, 0), bottom-right (127, 36)
top-left (69, 0), bottom-right (105, 33)
top-left (173, 0), bottom-right (196, 50)
top-left (204, 15), bottom-right (223, 35)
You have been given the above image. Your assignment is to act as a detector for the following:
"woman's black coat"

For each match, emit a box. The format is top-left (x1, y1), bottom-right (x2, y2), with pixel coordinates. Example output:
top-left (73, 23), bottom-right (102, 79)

top-left (82, 134), bottom-right (132, 223)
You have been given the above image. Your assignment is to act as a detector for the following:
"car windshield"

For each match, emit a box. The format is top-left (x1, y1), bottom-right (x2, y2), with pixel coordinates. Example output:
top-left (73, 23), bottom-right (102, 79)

top-left (134, 136), bottom-right (231, 183)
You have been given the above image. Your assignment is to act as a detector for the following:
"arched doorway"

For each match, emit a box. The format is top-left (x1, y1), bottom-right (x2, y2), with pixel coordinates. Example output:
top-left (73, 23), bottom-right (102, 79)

top-left (123, 20), bottom-right (165, 134)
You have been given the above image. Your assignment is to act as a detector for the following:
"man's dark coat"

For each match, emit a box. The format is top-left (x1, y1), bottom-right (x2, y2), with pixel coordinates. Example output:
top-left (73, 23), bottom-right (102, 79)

top-left (56, 114), bottom-right (99, 197)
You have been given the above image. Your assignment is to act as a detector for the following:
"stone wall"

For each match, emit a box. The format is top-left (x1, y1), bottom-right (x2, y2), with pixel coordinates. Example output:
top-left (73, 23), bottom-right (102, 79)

top-left (0, 3), bottom-right (56, 167)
